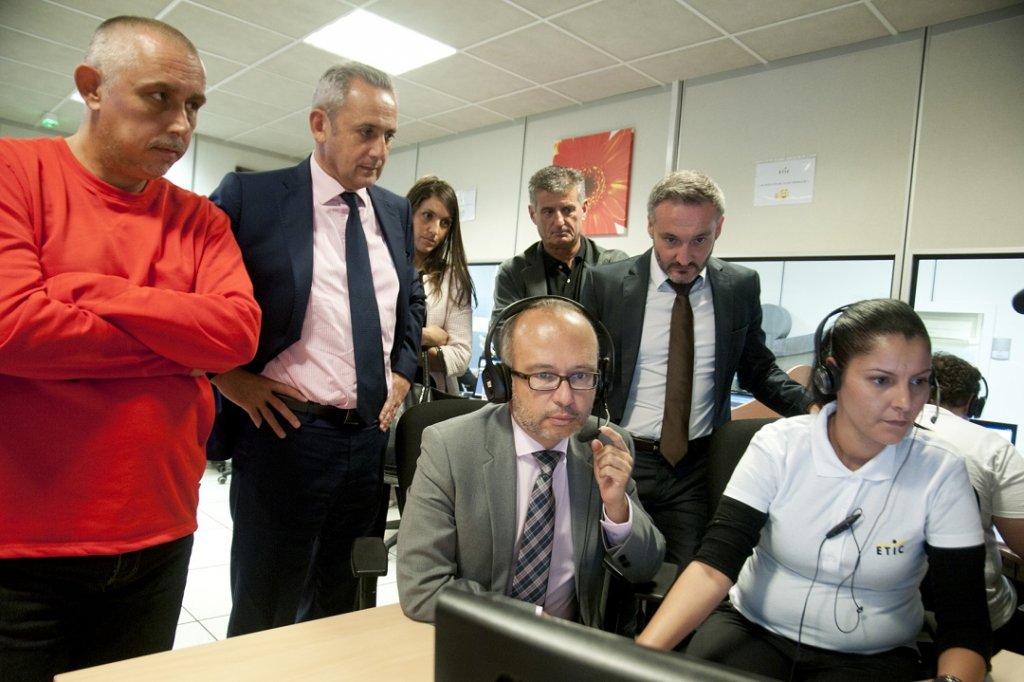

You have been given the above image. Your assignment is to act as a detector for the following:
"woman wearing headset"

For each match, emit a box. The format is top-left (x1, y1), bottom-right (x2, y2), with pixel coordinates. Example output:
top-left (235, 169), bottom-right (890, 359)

top-left (637, 299), bottom-right (990, 682)
top-left (406, 176), bottom-right (474, 394)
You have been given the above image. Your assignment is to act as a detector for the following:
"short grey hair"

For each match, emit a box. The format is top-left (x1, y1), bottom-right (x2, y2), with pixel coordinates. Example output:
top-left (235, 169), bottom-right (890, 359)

top-left (85, 16), bottom-right (199, 83)
top-left (528, 165), bottom-right (586, 206)
top-left (312, 62), bottom-right (395, 117)
top-left (646, 170), bottom-right (726, 221)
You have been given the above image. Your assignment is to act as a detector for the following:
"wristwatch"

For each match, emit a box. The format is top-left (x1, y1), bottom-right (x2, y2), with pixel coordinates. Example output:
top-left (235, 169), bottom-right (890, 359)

top-left (934, 675), bottom-right (963, 682)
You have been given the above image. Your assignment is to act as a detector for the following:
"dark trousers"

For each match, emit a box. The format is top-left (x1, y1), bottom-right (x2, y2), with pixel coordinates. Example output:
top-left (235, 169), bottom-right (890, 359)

top-left (688, 602), bottom-right (922, 681)
top-left (0, 534), bottom-right (193, 682)
top-left (632, 440), bottom-right (710, 571)
top-left (226, 412), bottom-right (387, 637)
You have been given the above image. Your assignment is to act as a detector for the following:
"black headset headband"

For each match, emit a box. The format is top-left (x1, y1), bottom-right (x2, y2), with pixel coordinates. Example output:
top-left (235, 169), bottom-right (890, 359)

top-left (481, 295), bottom-right (614, 405)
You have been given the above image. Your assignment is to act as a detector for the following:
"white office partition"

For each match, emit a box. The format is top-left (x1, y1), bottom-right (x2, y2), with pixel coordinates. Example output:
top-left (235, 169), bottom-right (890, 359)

top-left (676, 36), bottom-right (924, 258)
top-left (908, 12), bottom-right (1024, 253)
top-left (414, 120), bottom-right (528, 264)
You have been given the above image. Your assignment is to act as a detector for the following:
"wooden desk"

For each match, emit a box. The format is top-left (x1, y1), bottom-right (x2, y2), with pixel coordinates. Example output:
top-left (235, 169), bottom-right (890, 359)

top-left (55, 604), bottom-right (433, 682)
top-left (50, 601), bottom-right (1024, 682)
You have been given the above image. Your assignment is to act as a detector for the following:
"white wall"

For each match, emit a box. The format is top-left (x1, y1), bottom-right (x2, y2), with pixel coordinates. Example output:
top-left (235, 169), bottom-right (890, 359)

top-left (191, 135), bottom-right (300, 197)
top-left (677, 35), bottom-right (923, 259)
top-left (908, 12), bottom-right (1024, 254)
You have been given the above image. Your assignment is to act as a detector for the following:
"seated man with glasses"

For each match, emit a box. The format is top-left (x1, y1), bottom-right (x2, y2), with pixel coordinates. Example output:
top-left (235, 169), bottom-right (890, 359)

top-left (397, 297), bottom-right (665, 626)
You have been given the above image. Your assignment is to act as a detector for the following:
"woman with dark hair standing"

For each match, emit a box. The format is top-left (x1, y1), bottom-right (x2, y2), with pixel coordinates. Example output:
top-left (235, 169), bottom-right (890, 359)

top-left (637, 299), bottom-right (990, 682)
top-left (407, 176), bottom-right (475, 394)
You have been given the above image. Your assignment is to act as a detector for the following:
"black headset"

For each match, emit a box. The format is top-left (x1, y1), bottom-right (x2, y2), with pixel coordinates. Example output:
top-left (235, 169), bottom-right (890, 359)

top-left (967, 375), bottom-right (988, 420)
top-left (813, 302), bottom-right (940, 420)
top-left (811, 305), bottom-right (850, 397)
top-left (481, 296), bottom-right (614, 408)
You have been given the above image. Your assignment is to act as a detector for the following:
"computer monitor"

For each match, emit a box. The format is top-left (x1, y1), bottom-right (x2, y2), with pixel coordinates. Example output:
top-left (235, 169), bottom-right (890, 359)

top-left (971, 419), bottom-right (1017, 445)
top-left (435, 590), bottom-right (773, 682)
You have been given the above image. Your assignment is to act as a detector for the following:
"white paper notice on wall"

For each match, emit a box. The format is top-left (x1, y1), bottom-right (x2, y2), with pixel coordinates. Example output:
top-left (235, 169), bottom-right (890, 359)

top-left (754, 156), bottom-right (816, 206)
top-left (457, 188), bottom-right (476, 221)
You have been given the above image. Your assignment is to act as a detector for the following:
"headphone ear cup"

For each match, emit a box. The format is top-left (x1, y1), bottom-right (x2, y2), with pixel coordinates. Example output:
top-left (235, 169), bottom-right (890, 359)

top-left (967, 395), bottom-right (985, 420)
top-left (813, 365), bottom-right (839, 396)
top-left (482, 360), bottom-right (511, 403)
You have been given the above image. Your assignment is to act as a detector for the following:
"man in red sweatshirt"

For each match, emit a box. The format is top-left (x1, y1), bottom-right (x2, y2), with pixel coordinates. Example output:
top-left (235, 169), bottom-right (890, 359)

top-left (0, 16), bottom-right (260, 681)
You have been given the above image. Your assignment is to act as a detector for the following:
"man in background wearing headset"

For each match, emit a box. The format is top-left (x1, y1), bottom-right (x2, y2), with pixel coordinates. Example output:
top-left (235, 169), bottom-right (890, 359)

top-left (397, 297), bottom-right (664, 626)
top-left (583, 170), bottom-right (814, 571)
top-left (924, 351), bottom-right (1024, 654)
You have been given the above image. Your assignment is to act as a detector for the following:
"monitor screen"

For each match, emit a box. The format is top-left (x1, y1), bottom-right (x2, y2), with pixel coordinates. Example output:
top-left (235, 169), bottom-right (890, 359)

top-left (435, 590), bottom-right (773, 682)
top-left (971, 419), bottom-right (1017, 445)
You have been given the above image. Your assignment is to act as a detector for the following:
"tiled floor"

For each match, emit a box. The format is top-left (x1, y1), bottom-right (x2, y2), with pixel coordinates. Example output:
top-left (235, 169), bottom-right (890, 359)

top-left (174, 463), bottom-right (400, 649)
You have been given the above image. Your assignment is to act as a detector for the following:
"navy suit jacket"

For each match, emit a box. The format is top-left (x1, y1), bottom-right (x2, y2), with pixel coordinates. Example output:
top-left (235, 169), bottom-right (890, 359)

top-left (207, 159), bottom-right (424, 446)
top-left (582, 251), bottom-right (811, 430)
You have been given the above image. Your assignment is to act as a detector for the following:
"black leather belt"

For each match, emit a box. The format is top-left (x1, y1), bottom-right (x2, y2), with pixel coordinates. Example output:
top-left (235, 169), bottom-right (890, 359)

top-left (630, 433), bottom-right (712, 458)
top-left (276, 394), bottom-right (363, 427)
top-left (632, 436), bottom-right (662, 454)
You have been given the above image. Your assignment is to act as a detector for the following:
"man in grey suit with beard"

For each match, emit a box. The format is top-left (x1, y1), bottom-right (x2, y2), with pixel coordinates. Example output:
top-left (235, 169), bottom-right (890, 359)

top-left (582, 171), bottom-right (813, 572)
top-left (397, 297), bottom-right (664, 627)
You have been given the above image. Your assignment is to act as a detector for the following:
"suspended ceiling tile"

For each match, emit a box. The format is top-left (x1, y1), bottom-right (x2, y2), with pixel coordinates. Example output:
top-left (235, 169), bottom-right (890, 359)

top-left (467, 22), bottom-right (615, 83)
top-left (217, 68), bottom-right (314, 110)
top-left (508, 0), bottom-right (593, 18)
top-left (392, 120), bottom-right (455, 147)
top-left (738, 5), bottom-right (890, 62)
top-left (0, 27), bottom-right (83, 75)
top-left (401, 53), bottom-right (532, 102)
top-left (230, 128), bottom-right (310, 158)
top-left (258, 43), bottom-right (349, 90)
top-left (202, 90), bottom-right (294, 126)
top-left (198, 51), bottom-right (248, 87)
top-left (191, 0), bottom-right (350, 39)
top-left (262, 110), bottom-right (313, 139)
top-left (392, 79), bottom-right (468, 119)
top-left (632, 38), bottom-right (759, 84)
top-left (194, 109), bottom-right (257, 140)
top-left (161, 3), bottom-right (293, 65)
top-left (554, 65), bottom-right (659, 103)
top-left (0, 0), bottom-right (98, 50)
top-left (872, 0), bottom-right (1023, 32)
top-left (552, 0), bottom-right (720, 61)
top-left (369, 0), bottom-right (535, 48)
top-left (422, 105), bottom-right (510, 133)
top-left (0, 57), bottom-right (75, 97)
top-left (684, 0), bottom-right (851, 34)
top-left (481, 87), bottom-right (577, 120)
top-left (48, 0), bottom-right (170, 20)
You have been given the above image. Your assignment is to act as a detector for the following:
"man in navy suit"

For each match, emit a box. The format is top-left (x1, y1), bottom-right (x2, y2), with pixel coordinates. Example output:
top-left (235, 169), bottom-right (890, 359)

top-left (583, 171), bottom-right (812, 571)
top-left (209, 62), bottom-right (425, 636)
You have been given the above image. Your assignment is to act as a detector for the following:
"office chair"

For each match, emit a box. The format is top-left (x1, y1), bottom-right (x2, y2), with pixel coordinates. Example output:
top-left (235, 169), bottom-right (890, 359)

top-left (351, 398), bottom-right (488, 610)
top-left (604, 418), bottom-right (777, 635)
top-left (706, 418), bottom-right (777, 517)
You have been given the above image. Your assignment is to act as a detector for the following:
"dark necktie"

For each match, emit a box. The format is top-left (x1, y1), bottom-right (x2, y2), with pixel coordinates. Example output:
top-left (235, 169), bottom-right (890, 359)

top-left (509, 450), bottom-right (561, 606)
top-left (660, 280), bottom-right (695, 466)
top-left (341, 191), bottom-right (385, 424)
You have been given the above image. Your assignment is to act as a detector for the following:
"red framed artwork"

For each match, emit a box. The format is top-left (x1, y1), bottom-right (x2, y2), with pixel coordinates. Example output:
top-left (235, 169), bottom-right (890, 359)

top-left (552, 128), bottom-right (634, 236)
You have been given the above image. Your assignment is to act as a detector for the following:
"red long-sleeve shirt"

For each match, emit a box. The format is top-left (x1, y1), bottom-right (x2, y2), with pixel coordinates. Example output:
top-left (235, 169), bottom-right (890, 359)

top-left (0, 137), bottom-right (260, 557)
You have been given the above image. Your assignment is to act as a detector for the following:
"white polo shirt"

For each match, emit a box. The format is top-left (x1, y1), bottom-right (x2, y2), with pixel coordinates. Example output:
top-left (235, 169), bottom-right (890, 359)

top-left (725, 404), bottom-right (983, 654)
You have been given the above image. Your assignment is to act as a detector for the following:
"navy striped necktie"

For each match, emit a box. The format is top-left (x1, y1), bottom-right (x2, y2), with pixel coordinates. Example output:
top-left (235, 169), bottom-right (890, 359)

top-left (341, 191), bottom-right (385, 424)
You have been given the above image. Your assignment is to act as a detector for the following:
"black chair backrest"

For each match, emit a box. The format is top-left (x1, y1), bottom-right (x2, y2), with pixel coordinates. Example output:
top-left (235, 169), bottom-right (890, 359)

top-left (394, 398), bottom-right (488, 513)
top-left (706, 418), bottom-right (777, 517)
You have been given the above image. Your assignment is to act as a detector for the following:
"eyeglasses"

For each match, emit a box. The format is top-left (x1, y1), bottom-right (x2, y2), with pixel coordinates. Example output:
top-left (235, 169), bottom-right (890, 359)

top-left (508, 369), bottom-right (600, 391)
